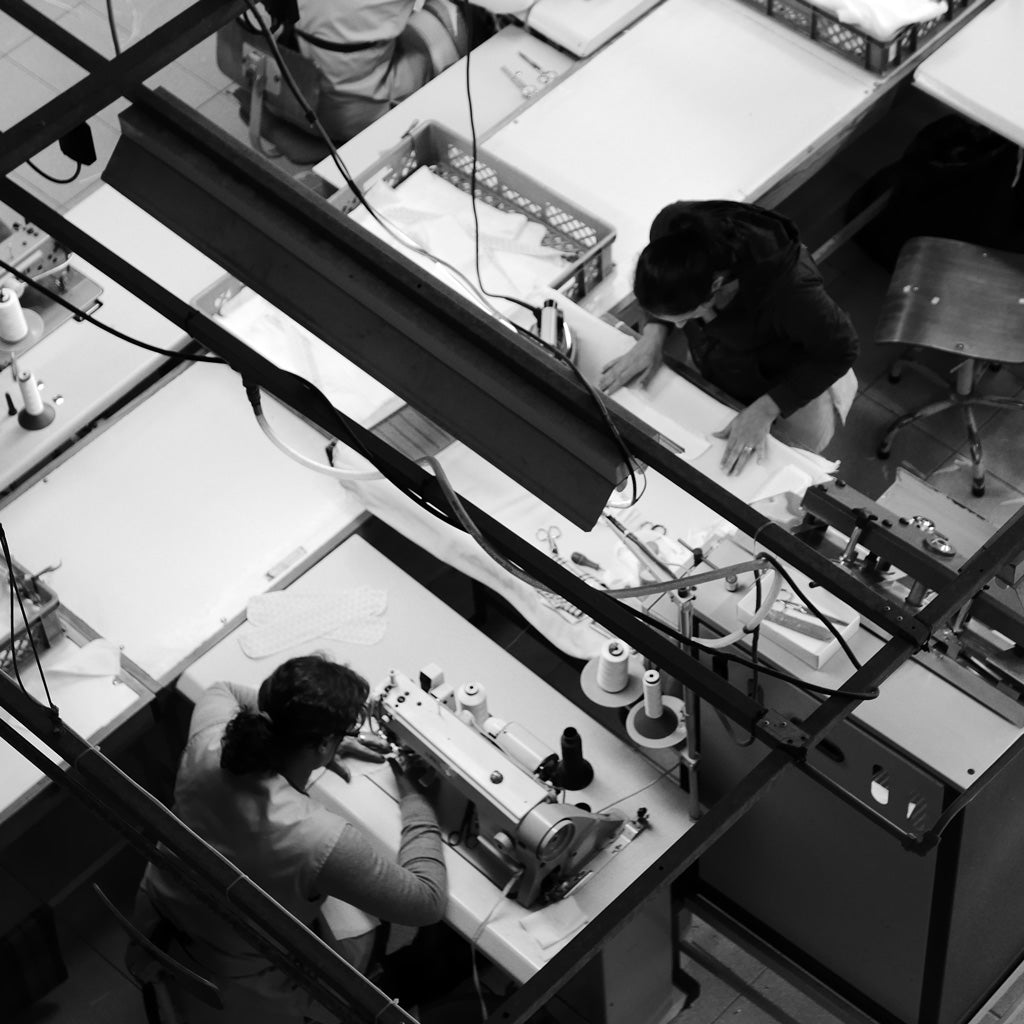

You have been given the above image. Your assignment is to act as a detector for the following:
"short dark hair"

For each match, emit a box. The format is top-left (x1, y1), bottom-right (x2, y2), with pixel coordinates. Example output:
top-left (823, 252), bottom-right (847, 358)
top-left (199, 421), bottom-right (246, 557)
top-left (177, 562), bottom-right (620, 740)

top-left (634, 209), bottom-right (736, 317)
top-left (221, 655), bottom-right (370, 775)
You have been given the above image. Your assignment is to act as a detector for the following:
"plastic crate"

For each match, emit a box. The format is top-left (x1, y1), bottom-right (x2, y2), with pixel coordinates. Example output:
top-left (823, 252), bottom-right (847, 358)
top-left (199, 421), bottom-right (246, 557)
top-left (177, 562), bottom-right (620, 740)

top-left (0, 562), bottom-right (61, 676)
top-left (734, 0), bottom-right (976, 73)
top-left (330, 121), bottom-right (616, 303)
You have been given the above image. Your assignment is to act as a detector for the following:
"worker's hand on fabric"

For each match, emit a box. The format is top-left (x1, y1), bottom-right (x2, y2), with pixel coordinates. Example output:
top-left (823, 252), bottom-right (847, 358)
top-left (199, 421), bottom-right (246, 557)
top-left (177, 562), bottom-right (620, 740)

top-left (599, 335), bottom-right (664, 394)
top-left (713, 395), bottom-right (779, 476)
top-left (328, 735), bottom-right (388, 782)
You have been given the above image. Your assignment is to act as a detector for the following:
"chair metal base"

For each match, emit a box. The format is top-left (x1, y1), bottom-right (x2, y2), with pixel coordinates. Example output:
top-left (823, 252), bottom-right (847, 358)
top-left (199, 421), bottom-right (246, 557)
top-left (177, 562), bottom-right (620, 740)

top-left (877, 361), bottom-right (1024, 496)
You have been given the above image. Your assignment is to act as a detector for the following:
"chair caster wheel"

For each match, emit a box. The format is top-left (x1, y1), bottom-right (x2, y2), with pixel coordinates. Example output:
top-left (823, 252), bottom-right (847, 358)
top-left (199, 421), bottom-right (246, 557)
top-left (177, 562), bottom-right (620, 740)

top-left (972, 483), bottom-right (986, 497)
top-left (877, 445), bottom-right (892, 460)
top-left (888, 371), bottom-right (903, 384)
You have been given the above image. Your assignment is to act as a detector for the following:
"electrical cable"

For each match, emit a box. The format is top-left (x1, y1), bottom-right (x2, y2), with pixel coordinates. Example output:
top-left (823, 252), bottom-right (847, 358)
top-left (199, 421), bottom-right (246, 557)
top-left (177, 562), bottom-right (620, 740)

top-left (626, 604), bottom-right (880, 701)
top-left (0, 255), bottom-right (225, 364)
top-left (470, 869), bottom-right (522, 1021)
top-left (26, 158), bottom-right (82, 185)
top-left (243, 0), bottom-right (645, 508)
top-left (248, 386), bottom-right (384, 480)
top-left (753, 551), bottom-right (862, 671)
top-left (105, 0), bottom-right (123, 56)
top-left (239, 1), bottom-right (524, 333)
top-left (0, 523), bottom-right (57, 713)
top-left (595, 758), bottom-right (681, 813)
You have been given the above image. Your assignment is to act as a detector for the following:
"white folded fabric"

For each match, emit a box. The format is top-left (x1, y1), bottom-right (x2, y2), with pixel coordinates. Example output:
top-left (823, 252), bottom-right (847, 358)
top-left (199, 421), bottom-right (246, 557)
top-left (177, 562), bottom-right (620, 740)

top-left (519, 896), bottom-right (589, 950)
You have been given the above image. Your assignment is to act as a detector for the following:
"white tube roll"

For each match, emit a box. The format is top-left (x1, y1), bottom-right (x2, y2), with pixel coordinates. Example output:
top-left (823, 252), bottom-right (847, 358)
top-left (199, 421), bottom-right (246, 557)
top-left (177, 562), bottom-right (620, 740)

top-left (0, 289), bottom-right (28, 344)
top-left (596, 639), bottom-right (630, 693)
top-left (456, 681), bottom-right (489, 727)
top-left (17, 368), bottom-right (45, 416)
top-left (643, 671), bottom-right (663, 719)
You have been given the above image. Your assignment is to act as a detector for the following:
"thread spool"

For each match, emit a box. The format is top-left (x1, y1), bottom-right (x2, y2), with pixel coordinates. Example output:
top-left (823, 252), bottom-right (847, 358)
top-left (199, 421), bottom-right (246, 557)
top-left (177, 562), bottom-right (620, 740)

top-left (596, 639), bottom-right (630, 693)
top-left (13, 364), bottom-right (55, 430)
top-left (456, 681), bottom-right (489, 727)
top-left (0, 289), bottom-right (43, 347)
top-left (580, 640), bottom-right (641, 708)
top-left (642, 670), bottom-right (662, 718)
top-left (626, 669), bottom-right (687, 750)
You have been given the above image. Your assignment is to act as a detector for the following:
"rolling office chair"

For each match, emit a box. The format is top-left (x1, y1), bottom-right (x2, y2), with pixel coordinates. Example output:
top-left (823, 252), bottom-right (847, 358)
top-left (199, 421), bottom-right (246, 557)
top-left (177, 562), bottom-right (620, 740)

top-left (875, 236), bottom-right (1024, 496)
top-left (94, 885), bottom-right (222, 1024)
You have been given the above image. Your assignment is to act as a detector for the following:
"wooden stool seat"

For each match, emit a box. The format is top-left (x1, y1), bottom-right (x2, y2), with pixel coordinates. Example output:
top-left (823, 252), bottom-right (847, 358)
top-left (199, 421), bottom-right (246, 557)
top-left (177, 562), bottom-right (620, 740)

top-left (875, 237), bottom-right (1024, 496)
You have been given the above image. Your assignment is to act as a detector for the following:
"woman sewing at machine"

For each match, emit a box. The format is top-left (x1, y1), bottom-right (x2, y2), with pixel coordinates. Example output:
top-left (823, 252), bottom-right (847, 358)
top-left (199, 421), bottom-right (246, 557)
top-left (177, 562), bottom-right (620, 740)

top-left (136, 654), bottom-right (447, 1021)
top-left (599, 200), bottom-right (859, 474)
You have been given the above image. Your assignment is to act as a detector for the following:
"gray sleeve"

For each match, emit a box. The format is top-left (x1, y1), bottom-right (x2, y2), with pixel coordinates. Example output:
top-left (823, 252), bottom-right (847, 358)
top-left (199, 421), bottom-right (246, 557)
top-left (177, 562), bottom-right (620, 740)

top-left (315, 793), bottom-right (447, 926)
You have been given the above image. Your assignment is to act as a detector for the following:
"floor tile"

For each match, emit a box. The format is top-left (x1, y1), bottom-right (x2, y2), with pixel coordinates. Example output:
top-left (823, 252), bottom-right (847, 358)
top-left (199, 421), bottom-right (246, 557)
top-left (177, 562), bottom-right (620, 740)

top-left (823, 392), bottom-right (958, 500)
top-left (0, 56), bottom-right (57, 132)
top-left (670, 958), bottom-right (742, 1024)
top-left (928, 456), bottom-right (1024, 530)
top-left (750, 969), bottom-right (845, 1024)
top-left (144, 60), bottom-right (220, 109)
top-left (0, 10), bottom-right (35, 55)
top-left (194, 87), bottom-right (251, 148)
top-left (687, 916), bottom-right (766, 986)
top-left (178, 33), bottom-right (232, 91)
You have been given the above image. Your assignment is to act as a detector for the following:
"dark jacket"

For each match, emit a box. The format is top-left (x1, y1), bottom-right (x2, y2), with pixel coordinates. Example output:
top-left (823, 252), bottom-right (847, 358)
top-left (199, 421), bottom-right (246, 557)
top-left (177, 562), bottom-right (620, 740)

top-left (648, 200), bottom-right (858, 418)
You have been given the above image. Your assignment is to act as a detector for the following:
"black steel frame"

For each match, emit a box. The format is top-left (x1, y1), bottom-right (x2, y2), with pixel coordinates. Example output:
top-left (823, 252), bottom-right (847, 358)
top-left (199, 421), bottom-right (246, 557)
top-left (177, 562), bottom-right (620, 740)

top-left (3, 2), bottom-right (1024, 1021)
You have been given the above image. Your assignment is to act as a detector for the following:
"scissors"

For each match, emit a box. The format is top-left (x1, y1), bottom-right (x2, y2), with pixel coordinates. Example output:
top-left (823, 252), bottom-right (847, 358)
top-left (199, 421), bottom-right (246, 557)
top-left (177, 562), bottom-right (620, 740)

top-left (518, 51), bottom-right (557, 85)
top-left (501, 65), bottom-right (537, 99)
top-left (537, 525), bottom-right (562, 555)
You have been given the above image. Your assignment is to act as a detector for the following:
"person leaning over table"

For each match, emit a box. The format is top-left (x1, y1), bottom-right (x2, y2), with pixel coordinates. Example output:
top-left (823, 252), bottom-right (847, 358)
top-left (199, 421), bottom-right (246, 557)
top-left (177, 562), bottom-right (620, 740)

top-left (599, 200), bottom-right (859, 475)
top-left (134, 654), bottom-right (446, 1022)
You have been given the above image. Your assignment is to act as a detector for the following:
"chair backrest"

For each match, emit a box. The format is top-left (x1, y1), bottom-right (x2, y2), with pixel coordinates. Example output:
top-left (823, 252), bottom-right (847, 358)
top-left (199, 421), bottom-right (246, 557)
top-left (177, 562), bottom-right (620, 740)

top-left (93, 884), bottom-right (223, 1023)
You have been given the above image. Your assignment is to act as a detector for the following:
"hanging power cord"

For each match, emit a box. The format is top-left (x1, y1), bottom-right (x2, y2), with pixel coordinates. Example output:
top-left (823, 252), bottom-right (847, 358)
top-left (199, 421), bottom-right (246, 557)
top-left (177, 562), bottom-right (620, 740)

top-left (0, 523), bottom-right (58, 718)
top-left (240, 1), bottom-right (524, 333)
top-left (626, 603), bottom-right (880, 701)
top-left (0, 255), bottom-right (225, 364)
top-left (243, 0), bottom-right (645, 507)
top-left (105, 0), bottom-right (123, 55)
top-left (26, 158), bottom-right (82, 185)
top-left (753, 550), bottom-right (862, 671)
top-left (244, 384), bottom-right (384, 480)
top-left (470, 869), bottom-right (522, 1021)
top-left (459, 16), bottom-right (644, 506)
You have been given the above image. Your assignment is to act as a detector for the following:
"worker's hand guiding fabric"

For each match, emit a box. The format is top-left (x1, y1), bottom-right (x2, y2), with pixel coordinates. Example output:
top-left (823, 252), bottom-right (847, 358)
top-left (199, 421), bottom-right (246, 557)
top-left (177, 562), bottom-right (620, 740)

top-left (713, 393), bottom-right (779, 475)
top-left (599, 323), bottom-right (668, 394)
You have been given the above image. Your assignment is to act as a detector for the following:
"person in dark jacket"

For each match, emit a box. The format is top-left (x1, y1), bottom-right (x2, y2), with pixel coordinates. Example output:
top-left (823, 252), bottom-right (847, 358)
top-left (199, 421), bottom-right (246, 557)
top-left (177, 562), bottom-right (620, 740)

top-left (599, 201), bottom-right (858, 473)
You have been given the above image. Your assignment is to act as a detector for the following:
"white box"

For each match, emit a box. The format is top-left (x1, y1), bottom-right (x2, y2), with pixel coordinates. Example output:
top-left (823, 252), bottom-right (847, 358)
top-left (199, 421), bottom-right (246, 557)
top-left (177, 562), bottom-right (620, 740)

top-left (736, 575), bottom-right (860, 670)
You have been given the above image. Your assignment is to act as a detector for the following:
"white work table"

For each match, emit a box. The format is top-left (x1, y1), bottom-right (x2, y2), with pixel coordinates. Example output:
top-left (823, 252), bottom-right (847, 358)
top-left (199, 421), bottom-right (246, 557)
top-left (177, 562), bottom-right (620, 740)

top-left (913, 0), bottom-right (1024, 147)
top-left (0, 624), bottom-right (150, 826)
top-left (177, 535), bottom-right (693, 987)
top-left (313, 25), bottom-right (575, 185)
top-left (0, 188), bottom-right (221, 496)
top-left (0, 363), bottom-right (365, 689)
top-left (484, 0), bottom-right (882, 311)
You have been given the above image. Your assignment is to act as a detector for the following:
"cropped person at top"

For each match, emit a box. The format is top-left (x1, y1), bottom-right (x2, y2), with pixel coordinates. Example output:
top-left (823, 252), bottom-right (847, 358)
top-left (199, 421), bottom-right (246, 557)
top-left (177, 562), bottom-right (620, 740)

top-left (599, 201), bottom-right (859, 474)
top-left (137, 654), bottom-right (446, 1021)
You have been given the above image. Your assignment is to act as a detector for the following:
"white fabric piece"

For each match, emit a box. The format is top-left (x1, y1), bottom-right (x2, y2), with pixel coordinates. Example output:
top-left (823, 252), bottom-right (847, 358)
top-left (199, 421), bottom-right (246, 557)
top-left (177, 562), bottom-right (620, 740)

top-left (215, 289), bottom-right (403, 428)
top-left (348, 168), bottom-right (567, 320)
top-left (610, 388), bottom-right (712, 461)
top-left (45, 638), bottom-right (122, 678)
top-left (816, 0), bottom-right (946, 38)
top-left (240, 588), bottom-right (388, 658)
top-left (519, 896), bottom-right (589, 950)
top-left (320, 896), bottom-right (380, 942)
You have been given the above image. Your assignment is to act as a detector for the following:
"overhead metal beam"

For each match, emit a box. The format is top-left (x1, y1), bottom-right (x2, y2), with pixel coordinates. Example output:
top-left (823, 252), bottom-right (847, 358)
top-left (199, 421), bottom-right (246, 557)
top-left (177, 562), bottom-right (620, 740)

top-left (96, 88), bottom-right (930, 642)
top-left (0, 0), bottom-right (244, 176)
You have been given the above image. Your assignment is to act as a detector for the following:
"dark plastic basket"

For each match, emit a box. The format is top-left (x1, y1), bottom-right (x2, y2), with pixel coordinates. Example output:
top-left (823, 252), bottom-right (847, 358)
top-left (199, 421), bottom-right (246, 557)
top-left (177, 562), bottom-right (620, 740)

top-left (1, 562), bottom-right (61, 676)
top-left (330, 121), bottom-right (616, 303)
top-left (734, 0), bottom-right (976, 73)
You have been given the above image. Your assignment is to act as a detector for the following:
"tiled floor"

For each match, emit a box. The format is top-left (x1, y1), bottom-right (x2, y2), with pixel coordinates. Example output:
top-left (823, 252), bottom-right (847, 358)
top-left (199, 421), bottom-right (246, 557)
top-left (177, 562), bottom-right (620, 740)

top-left (3, 5), bottom-right (1024, 1024)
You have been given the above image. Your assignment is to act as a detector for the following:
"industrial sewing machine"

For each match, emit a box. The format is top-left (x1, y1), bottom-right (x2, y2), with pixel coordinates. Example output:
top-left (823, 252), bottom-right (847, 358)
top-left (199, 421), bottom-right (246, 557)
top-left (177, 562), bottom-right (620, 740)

top-left (372, 669), bottom-right (633, 908)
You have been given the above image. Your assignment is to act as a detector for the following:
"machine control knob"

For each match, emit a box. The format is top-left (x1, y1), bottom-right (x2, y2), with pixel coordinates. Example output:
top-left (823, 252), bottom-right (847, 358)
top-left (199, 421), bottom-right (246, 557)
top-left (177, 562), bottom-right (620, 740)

top-left (490, 770), bottom-right (504, 784)
top-left (493, 831), bottom-right (514, 855)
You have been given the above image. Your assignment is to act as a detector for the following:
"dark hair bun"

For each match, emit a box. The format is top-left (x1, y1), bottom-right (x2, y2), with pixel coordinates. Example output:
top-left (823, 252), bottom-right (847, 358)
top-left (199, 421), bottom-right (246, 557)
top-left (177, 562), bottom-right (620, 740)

top-left (221, 710), bottom-right (279, 775)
